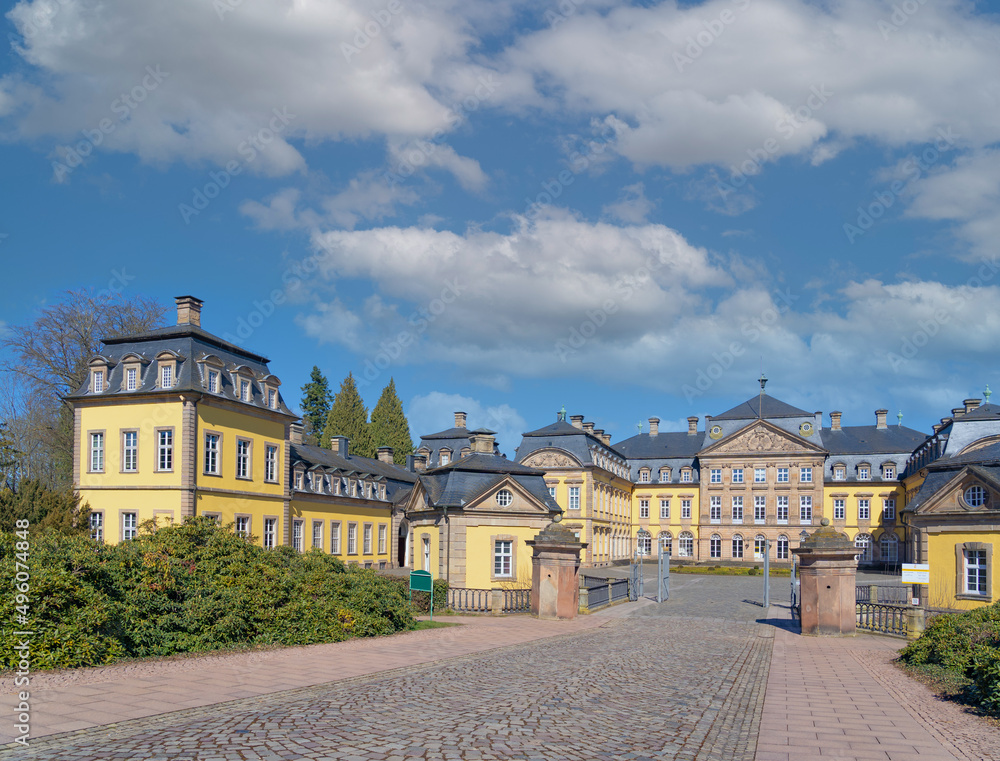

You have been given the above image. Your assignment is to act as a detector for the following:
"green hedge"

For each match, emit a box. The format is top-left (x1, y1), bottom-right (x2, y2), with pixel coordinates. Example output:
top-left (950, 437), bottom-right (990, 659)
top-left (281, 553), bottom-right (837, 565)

top-left (378, 574), bottom-right (449, 613)
top-left (0, 517), bottom-right (417, 670)
top-left (899, 600), bottom-right (1000, 716)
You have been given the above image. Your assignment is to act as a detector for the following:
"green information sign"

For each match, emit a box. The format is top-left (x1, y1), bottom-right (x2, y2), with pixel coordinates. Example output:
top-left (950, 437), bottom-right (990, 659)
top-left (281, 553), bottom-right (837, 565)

top-left (409, 570), bottom-right (434, 621)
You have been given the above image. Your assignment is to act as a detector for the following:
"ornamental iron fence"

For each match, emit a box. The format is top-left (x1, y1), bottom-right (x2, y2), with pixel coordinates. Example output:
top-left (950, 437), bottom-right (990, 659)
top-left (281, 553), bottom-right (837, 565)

top-left (856, 601), bottom-right (908, 637)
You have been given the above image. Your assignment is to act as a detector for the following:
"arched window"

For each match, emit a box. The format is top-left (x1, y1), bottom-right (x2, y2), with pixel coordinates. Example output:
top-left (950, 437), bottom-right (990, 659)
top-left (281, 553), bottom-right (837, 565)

top-left (658, 531), bottom-right (672, 556)
top-left (855, 533), bottom-right (872, 562)
top-left (637, 533), bottom-right (652, 556)
top-left (754, 534), bottom-right (767, 560)
top-left (709, 534), bottom-right (721, 559)
top-left (732, 534), bottom-right (744, 560)
top-left (678, 531), bottom-right (694, 558)
top-left (879, 533), bottom-right (899, 563)
top-left (776, 535), bottom-right (789, 560)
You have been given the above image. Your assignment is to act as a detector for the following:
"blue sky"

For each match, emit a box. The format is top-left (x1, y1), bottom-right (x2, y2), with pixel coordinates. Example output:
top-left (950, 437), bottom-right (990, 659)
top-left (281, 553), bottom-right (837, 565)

top-left (3, 0), bottom-right (1000, 455)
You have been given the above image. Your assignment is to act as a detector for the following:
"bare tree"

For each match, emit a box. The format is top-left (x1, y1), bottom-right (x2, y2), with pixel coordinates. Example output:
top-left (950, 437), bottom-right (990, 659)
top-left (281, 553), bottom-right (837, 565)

top-left (0, 289), bottom-right (167, 488)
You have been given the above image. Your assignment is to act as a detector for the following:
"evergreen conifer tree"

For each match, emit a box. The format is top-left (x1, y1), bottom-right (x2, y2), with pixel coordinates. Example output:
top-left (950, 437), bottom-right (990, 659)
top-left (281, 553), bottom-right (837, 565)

top-left (370, 378), bottom-right (414, 465)
top-left (322, 373), bottom-right (375, 457)
top-left (299, 366), bottom-right (333, 444)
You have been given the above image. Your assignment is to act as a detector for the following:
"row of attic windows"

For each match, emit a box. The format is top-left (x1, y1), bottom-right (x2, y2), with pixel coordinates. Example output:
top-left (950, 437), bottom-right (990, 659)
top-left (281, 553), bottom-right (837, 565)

top-left (636, 462), bottom-right (897, 484)
top-left (89, 353), bottom-right (281, 410)
top-left (293, 468), bottom-right (388, 501)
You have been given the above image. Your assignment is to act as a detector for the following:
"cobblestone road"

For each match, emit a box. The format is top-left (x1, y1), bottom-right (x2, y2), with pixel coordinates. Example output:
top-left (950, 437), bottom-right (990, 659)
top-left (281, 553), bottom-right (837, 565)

top-left (1, 579), bottom-right (775, 761)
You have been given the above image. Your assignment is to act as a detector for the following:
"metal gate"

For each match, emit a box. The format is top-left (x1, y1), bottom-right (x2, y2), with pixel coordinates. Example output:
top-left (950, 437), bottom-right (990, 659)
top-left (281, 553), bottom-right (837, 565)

top-left (630, 560), bottom-right (643, 600)
top-left (790, 555), bottom-right (799, 616)
top-left (657, 542), bottom-right (670, 602)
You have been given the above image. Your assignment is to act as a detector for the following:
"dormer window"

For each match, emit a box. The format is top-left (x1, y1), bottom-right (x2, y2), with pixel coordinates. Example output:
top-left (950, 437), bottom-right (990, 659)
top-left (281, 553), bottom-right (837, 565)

top-left (92, 370), bottom-right (105, 393)
top-left (681, 468), bottom-right (692, 483)
top-left (882, 464), bottom-right (896, 480)
top-left (160, 364), bottom-right (173, 389)
top-left (294, 470), bottom-right (303, 490)
top-left (833, 465), bottom-right (846, 481)
top-left (858, 464), bottom-right (870, 481)
top-left (440, 451), bottom-right (451, 466)
top-left (267, 388), bottom-right (277, 409)
top-left (208, 370), bottom-right (219, 393)
top-left (639, 468), bottom-right (650, 483)
top-left (659, 467), bottom-right (670, 482)
top-left (126, 367), bottom-right (138, 391)
top-left (240, 379), bottom-right (251, 402)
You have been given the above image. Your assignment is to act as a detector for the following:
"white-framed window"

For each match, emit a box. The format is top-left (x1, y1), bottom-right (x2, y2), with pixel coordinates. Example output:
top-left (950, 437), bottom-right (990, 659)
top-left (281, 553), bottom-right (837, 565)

top-left (964, 486), bottom-right (987, 508)
top-left (330, 522), bottom-right (341, 554)
top-left (681, 469), bottom-right (692, 483)
top-left (93, 370), bottom-right (105, 393)
top-left (496, 489), bottom-right (513, 507)
top-left (754, 467), bottom-right (766, 483)
top-left (639, 469), bottom-right (650, 483)
top-left (312, 521), bottom-right (323, 549)
top-left (494, 539), bottom-right (513, 577)
top-left (678, 531), bottom-right (694, 557)
top-left (754, 495), bottom-right (766, 523)
top-left (347, 523), bottom-right (358, 554)
top-left (858, 498), bottom-right (870, 521)
top-left (858, 465), bottom-right (870, 480)
top-left (265, 444), bottom-right (278, 483)
top-left (965, 549), bottom-right (988, 595)
top-left (126, 366), bottom-right (138, 391)
top-left (440, 451), bottom-right (450, 466)
top-left (568, 486), bottom-right (580, 510)
top-left (731, 495), bottom-right (744, 523)
top-left (90, 432), bottom-right (105, 472)
top-left (799, 495), bottom-right (813, 523)
top-left (236, 439), bottom-right (251, 479)
top-left (834, 498), bottom-right (845, 520)
top-left (833, 465), bottom-right (845, 481)
top-left (639, 499), bottom-right (649, 519)
top-left (208, 370), bottom-right (219, 393)
top-left (659, 532), bottom-right (672, 555)
top-left (240, 379), bottom-right (251, 402)
top-left (681, 499), bottom-right (692, 519)
top-left (292, 520), bottom-right (304, 552)
top-left (777, 535), bottom-right (789, 560)
top-left (880, 533), bottom-right (898, 563)
top-left (732, 468), bottom-right (744, 484)
top-left (204, 432), bottom-right (220, 475)
top-left (157, 429), bottom-right (173, 471)
top-left (710, 468), bottom-right (722, 484)
top-left (236, 516), bottom-right (250, 538)
top-left (378, 524), bottom-right (387, 554)
top-left (659, 468), bottom-right (670, 482)
top-left (638, 534), bottom-right (652, 556)
top-left (122, 512), bottom-right (138, 541)
top-left (90, 512), bottom-right (104, 542)
top-left (363, 524), bottom-right (373, 555)
top-left (883, 464), bottom-right (896, 480)
top-left (122, 430), bottom-right (138, 472)
top-left (855, 533), bottom-right (872, 562)
top-left (777, 467), bottom-right (789, 483)
top-left (754, 535), bottom-right (767, 560)
top-left (710, 534), bottom-right (721, 559)
top-left (776, 495), bottom-right (788, 524)
top-left (263, 517), bottom-right (277, 549)
top-left (799, 467), bottom-right (812, 483)
top-left (660, 499), bottom-right (670, 519)
top-left (710, 496), bottom-right (721, 523)
top-left (732, 534), bottom-right (744, 559)
top-left (883, 498), bottom-right (895, 520)
top-left (160, 364), bottom-right (172, 389)
top-left (548, 486), bottom-right (556, 499)
top-left (267, 388), bottom-right (277, 409)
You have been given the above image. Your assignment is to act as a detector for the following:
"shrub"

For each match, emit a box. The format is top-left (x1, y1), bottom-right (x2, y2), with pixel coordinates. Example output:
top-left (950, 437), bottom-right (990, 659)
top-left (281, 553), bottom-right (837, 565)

top-left (378, 574), bottom-right (449, 613)
top-left (899, 602), bottom-right (1000, 674)
top-left (969, 645), bottom-right (1000, 716)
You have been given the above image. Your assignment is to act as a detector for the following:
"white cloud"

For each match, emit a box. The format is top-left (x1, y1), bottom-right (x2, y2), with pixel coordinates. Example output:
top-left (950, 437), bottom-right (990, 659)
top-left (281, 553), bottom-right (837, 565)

top-left (602, 182), bottom-right (654, 224)
top-left (406, 391), bottom-right (527, 457)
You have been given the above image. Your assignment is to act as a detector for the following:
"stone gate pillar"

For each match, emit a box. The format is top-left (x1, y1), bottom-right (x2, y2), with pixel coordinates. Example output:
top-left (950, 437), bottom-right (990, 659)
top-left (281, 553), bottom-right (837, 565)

top-left (526, 516), bottom-right (587, 620)
top-left (792, 518), bottom-right (858, 636)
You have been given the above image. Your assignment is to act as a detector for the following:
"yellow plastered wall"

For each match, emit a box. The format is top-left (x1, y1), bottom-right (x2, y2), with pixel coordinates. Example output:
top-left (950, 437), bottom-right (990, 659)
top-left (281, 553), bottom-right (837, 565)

top-left (197, 404), bottom-right (285, 496)
top-left (464, 525), bottom-right (539, 589)
top-left (926, 531), bottom-right (1000, 611)
top-left (823, 484), bottom-right (904, 526)
top-left (78, 488), bottom-right (181, 544)
top-left (78, 401), bottom-right (184, 488)
top-left (195, 491), bottom-right (283, 548)
top-left (290, 498), bottom-right (392, 565)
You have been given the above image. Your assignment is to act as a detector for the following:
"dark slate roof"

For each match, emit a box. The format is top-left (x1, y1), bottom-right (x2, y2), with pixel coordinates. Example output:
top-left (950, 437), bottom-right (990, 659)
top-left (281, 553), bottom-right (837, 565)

top-left (522, 420), bottom-right (586, 437)
top-left (823, 425), bottom-right (927, 455)
top-left (939, 440), bottom-right (1000, 466)
top-left (421, 426), bottom-right (475, 440)
top-left (712, 394), bottom-right (812, 420)
top-left (66, 324), bottom-right (295, 417)
top-left (418, 453), bottom-right (559, 510)
top-left (614, 431), bottom-right (703, 459)
top-left (903, 441), bottom-right (1000, 513)
top-left (952, 403), bottom-right (1000, 422)
top-left (290, 443), bottom-right (417, 484)
top-left (902, 470), bottom-right (957, 513)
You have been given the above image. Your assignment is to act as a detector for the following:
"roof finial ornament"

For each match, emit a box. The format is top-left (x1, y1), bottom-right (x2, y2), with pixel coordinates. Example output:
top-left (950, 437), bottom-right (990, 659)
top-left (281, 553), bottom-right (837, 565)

top-left (986, 384), bottom-right (992, 403)
top-left (637, 421), bottom-right (643, 433)
top-left (558, 405), bottom-right (567, 422)
top-left (897, 410), bottom-right (903, 427)
top-left (758, 371), bottom-right (767, 420)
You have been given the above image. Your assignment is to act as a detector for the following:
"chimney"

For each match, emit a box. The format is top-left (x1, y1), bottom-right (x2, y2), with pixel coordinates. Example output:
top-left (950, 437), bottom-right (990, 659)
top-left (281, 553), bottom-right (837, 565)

top-left (570, 415), bottom-right (584, 430)
top-left (941, 417), bottom-right (953, 427)
top-left (583, 421), bottom-right (595, 434)
top-left (412, 453), bottom-right (427, 472)
top-left (470, 431), bottom-right (495, 453)
top-left (965, 398), bottom-right (982, 413)
top-left (454, 411), bottom-right (467, 429)
top-left (593, 428), bottom-right (604, 442)
top-left (377, 446), bottom-right (394, 464)
top-left (830, 411), bottom-right (842, 431)
top-left (814, 411), bottom-right (823, 431)
top-left (875, 409), bottom-right (888, 430)
top-left (649, 417), bottom-right (660, 436)
top-left (601, 433), bottom-right (611, 446)
top-left (175, 295), bottom-right (203, 327)
top-left (330, 436), bottom-right (349, 457)
top-left (952, 407), bottom-right (966, 419)
top-left (289, 423), bottom-right (304, 445)
top-left (687, 416), bottom-right (698, 435)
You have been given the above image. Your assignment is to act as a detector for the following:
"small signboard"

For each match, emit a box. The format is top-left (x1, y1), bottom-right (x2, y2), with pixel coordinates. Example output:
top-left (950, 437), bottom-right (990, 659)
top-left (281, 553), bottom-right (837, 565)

top-left (409, 570), bottom-right (435, 621)
top-left (902, 563), bottom-right (930, 584)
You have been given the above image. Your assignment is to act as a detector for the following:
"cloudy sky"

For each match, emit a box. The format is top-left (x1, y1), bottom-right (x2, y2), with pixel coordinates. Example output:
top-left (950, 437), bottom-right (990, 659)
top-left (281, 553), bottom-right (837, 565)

top-left (2, 0), bottom-right (1000, 454)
